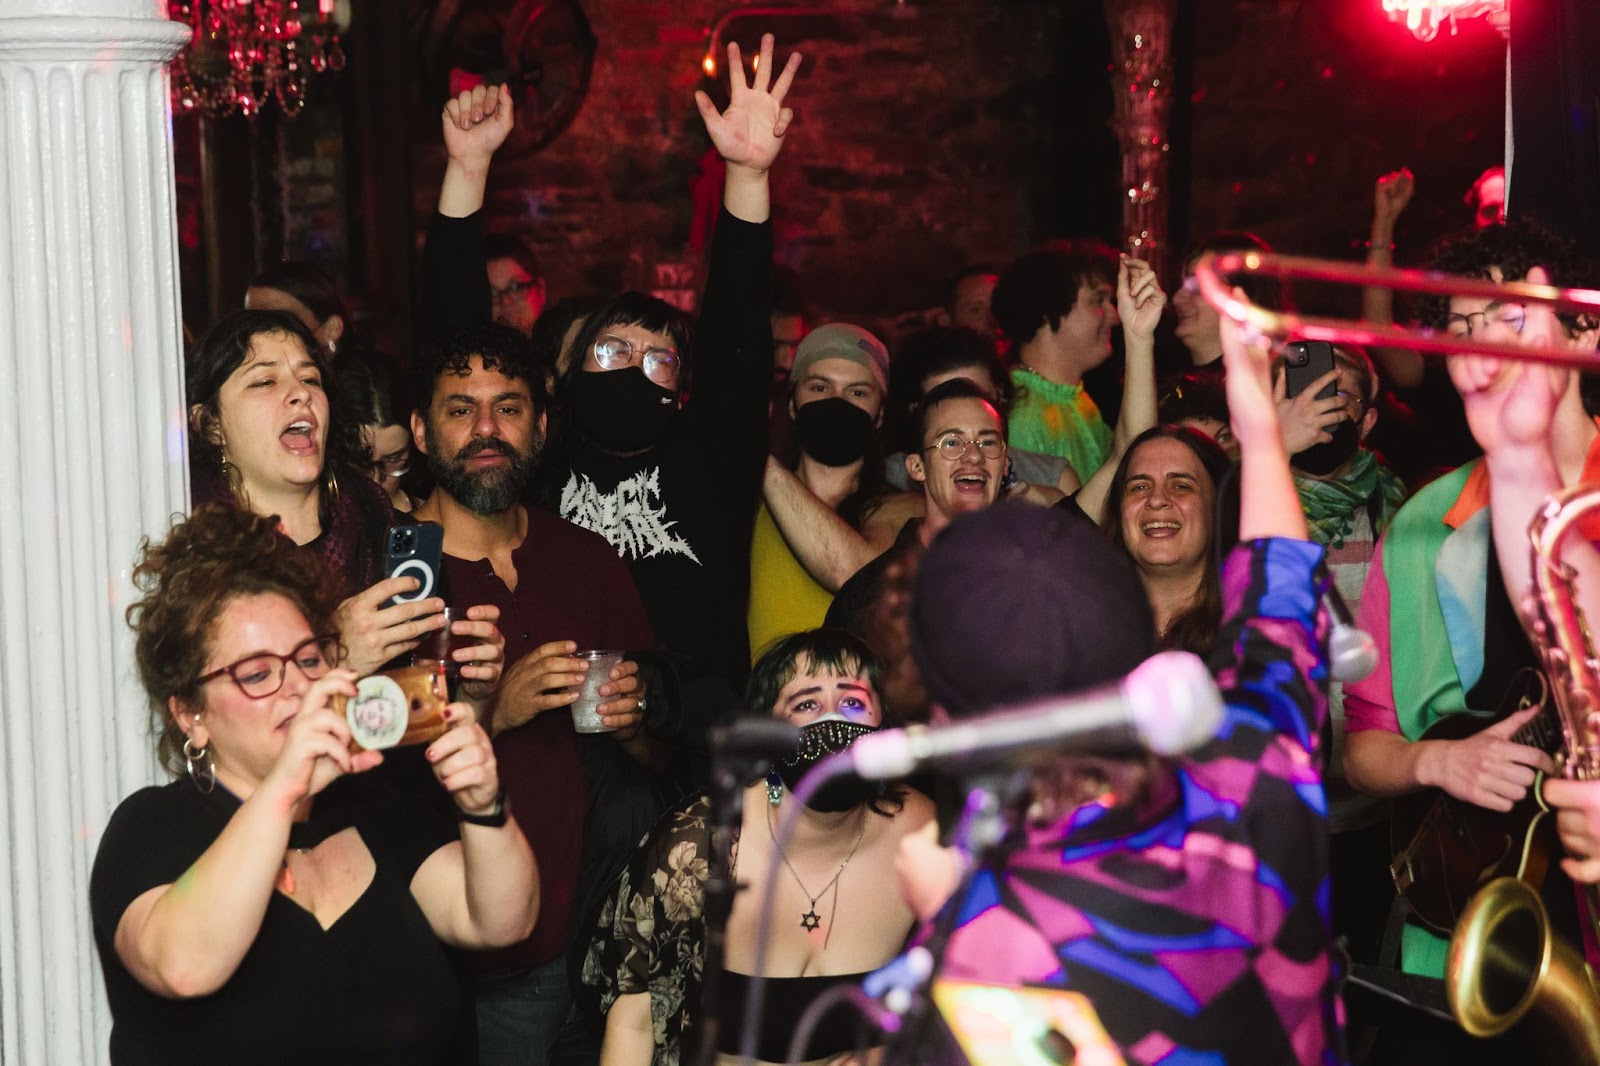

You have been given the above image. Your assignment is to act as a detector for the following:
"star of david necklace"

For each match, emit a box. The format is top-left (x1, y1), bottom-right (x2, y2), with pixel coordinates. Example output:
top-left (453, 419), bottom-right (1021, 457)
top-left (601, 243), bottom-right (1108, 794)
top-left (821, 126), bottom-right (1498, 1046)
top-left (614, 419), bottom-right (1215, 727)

top-left (765, 802), bottom-right (867, 948)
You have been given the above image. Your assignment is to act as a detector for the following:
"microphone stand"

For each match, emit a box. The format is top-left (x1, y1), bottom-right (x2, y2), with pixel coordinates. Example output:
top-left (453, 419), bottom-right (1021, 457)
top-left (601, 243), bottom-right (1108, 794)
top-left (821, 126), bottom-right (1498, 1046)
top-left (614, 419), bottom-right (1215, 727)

top-left (884, 771), bottom-right (1028, 1066)
top-left (693, 743), bottom-right (771, 1066)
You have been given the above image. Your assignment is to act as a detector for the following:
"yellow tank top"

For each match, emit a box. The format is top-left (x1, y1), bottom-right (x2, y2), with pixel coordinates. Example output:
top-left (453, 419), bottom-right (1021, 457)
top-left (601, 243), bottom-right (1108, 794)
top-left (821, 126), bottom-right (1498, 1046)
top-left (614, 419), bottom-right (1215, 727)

top-left (747, 502), bottom-right (835, 662)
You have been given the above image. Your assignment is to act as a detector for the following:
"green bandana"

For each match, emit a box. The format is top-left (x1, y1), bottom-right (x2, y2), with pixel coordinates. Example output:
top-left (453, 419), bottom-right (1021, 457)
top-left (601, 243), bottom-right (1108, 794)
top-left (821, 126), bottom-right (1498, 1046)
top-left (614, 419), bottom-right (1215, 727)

top-left (1295, 449), bottom-right (1407, 548)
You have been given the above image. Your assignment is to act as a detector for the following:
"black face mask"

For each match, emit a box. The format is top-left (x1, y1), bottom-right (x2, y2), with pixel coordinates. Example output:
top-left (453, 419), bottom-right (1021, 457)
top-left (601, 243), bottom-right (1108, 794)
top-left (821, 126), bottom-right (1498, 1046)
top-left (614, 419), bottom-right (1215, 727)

top-left (773, 718), bottom-right (885, 812)
top-left (571, 367), bottom-right (678, 454)
top-left (1293, 417), bottom-right (1362, 477)
top-left (791, 397), bottom-right (876, 467)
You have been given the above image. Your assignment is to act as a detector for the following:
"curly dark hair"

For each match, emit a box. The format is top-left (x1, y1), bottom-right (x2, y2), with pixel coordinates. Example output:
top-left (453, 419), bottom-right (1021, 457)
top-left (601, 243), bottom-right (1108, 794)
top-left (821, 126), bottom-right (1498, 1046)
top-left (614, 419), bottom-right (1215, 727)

top-left (1100, 425), bottom-right (1233, 656)
top-left (413, 321), bottom-right (550, 420)
top-left (127, 503), bottom-right (345, 778)
top-left (991, 239), bottom-right (1119, 348)
top-left (186, 309), bottom-right (368, 504)
top-left (1418, 218), bottom-right (1600, 331)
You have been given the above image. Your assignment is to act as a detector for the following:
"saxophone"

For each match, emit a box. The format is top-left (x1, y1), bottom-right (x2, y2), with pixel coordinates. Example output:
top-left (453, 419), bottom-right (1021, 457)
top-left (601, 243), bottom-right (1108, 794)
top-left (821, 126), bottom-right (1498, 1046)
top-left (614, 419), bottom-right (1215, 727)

top-left (1445, 482), bottom-right (1600, 1054)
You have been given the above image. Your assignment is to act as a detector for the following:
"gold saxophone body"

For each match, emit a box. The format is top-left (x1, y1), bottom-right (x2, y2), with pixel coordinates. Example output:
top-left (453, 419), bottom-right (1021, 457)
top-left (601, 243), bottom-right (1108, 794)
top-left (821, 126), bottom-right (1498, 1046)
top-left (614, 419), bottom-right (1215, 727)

top-left (1445, 482), bottom-right (1600, 1055)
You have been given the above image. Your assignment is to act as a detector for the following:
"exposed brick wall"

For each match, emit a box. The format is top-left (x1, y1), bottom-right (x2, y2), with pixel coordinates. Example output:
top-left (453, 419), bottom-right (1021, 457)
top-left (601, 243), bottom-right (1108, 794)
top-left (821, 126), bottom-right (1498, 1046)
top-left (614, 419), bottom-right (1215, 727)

top-left (401, 0), bottom-right (1505, 325)
top-left (408, 0), bottom-right (1062, 320)
top-left (1184, 1), bottom-right (1505, 268)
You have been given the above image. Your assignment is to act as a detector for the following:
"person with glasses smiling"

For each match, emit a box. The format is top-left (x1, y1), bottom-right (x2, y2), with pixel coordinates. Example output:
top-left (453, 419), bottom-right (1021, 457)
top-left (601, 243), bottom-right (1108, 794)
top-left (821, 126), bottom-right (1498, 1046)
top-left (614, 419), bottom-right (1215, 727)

top-left (89, 504), bottom-right (537, 1065)
top-left (1342, 221), bottom-right (1600, 1018)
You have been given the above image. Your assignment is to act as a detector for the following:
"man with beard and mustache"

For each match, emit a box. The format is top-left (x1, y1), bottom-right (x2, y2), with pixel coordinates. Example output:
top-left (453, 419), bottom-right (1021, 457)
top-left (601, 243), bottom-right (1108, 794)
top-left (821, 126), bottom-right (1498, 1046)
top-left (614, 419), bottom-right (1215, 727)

top-left (409, 322), bottom-right (664, 1065)
top-left (751, 322), bottom-right (902, 656)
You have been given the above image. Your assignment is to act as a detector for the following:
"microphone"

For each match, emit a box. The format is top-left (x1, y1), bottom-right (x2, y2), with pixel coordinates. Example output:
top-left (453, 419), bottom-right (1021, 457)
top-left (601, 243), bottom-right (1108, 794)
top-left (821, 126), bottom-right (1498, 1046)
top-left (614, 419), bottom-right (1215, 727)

top-left (709, 718), bottom-right (801, 759)
top-left (848, 650), bottom-right (1224, 781)
top-left (1323, 583), bottom-right (1378, 683)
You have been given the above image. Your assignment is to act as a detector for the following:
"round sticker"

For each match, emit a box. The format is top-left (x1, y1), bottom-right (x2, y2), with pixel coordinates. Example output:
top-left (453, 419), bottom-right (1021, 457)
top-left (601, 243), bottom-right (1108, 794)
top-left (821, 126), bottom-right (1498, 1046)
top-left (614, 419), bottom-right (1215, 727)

top-left (347, 674), bottom-right (409, 750)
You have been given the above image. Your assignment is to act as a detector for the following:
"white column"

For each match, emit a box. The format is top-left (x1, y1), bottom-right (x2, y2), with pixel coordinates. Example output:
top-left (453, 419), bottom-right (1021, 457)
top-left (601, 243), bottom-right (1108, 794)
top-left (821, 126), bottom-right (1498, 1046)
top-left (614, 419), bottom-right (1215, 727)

top-left (0, 4), bottom-right (188, 1064)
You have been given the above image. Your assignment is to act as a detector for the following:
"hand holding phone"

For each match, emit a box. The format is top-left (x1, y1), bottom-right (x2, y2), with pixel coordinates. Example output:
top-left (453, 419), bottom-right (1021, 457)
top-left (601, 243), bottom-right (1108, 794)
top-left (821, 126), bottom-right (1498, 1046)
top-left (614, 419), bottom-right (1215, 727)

top-left (383, 523), bottom-right (445, 609)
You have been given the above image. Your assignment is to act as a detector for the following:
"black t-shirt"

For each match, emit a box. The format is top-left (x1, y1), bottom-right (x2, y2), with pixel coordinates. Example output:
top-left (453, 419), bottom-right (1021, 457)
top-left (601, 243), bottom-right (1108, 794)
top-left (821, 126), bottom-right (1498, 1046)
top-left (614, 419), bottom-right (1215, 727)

top-left (548, 211), bottom-right (773, 690)
top-left (90, 776), bottom-right (461, 1065)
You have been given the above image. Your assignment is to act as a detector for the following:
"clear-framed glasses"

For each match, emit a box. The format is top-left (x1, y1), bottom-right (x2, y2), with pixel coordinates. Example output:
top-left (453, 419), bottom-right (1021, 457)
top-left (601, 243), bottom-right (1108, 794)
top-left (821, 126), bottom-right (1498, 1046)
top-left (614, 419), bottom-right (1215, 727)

top-left (594, 335), bottom-right (680, 386)
top-left (924, 433), bottom-right (1007, 461)
top-left (490, 278), bottom-right (535, 306)
top-left (366, 451), bottom-right (410, 480)
top-left (197, 635), bottom-right (339, 699)
top-left (1436, 303), bottom-right (1527, 339)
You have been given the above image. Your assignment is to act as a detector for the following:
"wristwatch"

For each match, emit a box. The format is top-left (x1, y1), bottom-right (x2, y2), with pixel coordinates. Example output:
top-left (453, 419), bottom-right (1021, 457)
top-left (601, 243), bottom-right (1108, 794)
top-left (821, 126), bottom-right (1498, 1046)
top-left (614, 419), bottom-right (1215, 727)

top-left (457, 790), bottom-right (510, 828)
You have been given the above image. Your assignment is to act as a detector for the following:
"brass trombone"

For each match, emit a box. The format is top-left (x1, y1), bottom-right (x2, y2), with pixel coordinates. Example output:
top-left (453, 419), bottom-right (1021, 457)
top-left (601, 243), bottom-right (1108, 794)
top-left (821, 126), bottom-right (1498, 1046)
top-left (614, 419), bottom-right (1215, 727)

top-left (1192, 250), bottom-right (1600, 1054)
top-left (1190, 250), bottom-right (1600, 368)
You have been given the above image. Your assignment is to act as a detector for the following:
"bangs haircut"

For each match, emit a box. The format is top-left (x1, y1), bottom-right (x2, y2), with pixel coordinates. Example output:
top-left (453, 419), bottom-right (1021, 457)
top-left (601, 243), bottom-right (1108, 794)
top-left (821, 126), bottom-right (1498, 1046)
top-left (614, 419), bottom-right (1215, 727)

top-left (746, 628), bottom-right (896, 727)
top-left (186, 308), bottom-right (365, 486)
top-left (558, 291), bottom-right (696, 399)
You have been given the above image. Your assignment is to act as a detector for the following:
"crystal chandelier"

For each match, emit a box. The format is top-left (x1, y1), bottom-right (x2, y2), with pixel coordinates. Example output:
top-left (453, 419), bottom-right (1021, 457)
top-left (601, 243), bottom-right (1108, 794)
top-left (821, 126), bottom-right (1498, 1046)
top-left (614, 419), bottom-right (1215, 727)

top-left (1382, 0), bottom-right (1506, 42)
top-left (169, 0), bottom-right (347, 118)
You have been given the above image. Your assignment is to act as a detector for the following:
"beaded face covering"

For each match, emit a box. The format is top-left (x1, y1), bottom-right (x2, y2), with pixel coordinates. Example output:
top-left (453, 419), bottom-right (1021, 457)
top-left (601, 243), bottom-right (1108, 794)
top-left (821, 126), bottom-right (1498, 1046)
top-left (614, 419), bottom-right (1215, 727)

top-left (787, 718), bottom-right (877, 762)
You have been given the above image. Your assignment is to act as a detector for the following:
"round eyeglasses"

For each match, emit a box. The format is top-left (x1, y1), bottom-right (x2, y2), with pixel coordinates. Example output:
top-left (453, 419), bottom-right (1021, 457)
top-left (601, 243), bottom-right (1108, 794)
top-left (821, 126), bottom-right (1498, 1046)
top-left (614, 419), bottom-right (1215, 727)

top-left (594, 335), bottom-right (680, 386)
top-left (196, 635), bottom-right (339, 699)
top-left (1436, 303), bottom-right (1527, 339)
top-left (923, 434), bottom-right (1007, 461)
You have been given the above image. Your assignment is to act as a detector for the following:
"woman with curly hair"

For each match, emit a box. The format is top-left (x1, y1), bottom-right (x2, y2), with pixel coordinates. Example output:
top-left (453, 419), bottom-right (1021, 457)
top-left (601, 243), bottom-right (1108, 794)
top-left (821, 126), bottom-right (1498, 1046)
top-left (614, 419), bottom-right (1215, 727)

top-left (89, 504), bottom-right (536, 1064)
top-left (186, 309), bottom-right (502, 679)
top-left (582, 629), bottom-right (934, 1066)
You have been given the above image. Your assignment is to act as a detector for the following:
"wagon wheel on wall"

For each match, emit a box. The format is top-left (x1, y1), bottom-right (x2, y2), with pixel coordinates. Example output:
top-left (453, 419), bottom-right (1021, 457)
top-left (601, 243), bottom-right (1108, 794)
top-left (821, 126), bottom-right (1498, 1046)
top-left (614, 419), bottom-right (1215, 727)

top-left (412, 0), bottom-right (597, 155)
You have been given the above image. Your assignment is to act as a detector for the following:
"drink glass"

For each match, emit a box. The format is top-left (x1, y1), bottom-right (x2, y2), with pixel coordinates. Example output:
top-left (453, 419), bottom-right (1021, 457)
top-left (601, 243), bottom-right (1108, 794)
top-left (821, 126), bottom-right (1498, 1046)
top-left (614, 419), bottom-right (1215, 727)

top-left (417, 607), bottom-right (476, 680)
top-left (570, 650), bottom-right (624, 733)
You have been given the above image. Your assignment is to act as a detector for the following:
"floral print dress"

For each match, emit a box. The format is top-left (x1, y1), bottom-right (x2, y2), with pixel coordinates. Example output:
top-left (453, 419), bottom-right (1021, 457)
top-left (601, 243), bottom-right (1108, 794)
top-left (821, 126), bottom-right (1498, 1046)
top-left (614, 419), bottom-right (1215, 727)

top-left (582, 794), bottom-right (731, 1066)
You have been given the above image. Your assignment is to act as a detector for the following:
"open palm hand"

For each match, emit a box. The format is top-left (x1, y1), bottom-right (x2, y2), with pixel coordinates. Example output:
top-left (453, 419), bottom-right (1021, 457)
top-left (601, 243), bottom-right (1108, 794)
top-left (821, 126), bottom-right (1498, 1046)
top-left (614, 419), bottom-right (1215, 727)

top-left (694, 33), bottom-right (801, 174)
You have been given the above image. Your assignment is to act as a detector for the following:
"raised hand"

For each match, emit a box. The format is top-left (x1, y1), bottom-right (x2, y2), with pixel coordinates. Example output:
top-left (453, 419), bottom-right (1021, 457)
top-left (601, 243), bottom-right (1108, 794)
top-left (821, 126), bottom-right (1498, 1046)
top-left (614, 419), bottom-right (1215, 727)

top-left (694, 33), bottom-right (801, 174)
top-left (1373, 168), bottom-right (1415, 233)
top-left (442, 82), bottom-right (515, 167)
top-left (1117, 256), bottom-right (1165, 343)
top-left (1449, 267), bottom-right (1574, 455)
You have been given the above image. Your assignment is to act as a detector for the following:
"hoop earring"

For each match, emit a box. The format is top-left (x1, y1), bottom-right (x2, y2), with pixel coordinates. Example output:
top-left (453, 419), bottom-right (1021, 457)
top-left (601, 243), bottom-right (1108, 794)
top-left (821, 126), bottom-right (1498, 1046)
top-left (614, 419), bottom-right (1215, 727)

top-left (323, 465), bottom-right (340, 503)
top-left (183, 737), bottom-right (216, 794)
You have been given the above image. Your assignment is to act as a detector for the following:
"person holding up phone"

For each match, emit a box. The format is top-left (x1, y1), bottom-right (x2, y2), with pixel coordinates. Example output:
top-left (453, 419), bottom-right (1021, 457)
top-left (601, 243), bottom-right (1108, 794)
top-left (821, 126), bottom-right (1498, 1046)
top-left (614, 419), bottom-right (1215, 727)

top-left (185, 309), bottom-right (506, 687)
top-left (90, 503), bottom-right (536, 1065)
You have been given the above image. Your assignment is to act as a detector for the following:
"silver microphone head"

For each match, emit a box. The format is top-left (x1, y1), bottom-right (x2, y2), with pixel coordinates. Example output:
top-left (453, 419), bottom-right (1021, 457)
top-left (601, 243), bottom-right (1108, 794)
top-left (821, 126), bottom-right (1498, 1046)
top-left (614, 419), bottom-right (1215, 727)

top-left (1123, 650), bottom-right (1226, 756)
top-left (1328, 622), bottom-right (1378, 683)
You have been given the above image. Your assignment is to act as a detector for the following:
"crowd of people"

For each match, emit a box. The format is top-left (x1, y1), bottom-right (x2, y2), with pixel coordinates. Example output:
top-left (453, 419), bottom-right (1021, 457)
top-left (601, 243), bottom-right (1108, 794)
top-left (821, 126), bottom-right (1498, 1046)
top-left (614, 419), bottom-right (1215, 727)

top-left (84, 29), bottom-right (1600, 1066)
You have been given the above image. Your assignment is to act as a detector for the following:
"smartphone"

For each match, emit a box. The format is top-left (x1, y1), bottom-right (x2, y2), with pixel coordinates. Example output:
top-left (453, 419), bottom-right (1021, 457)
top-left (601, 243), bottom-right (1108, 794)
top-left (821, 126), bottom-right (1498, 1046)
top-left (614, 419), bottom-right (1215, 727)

top-left (336, 663), bottom-right (450, 752)
top-left (383, 523), bottom-right (444, 609)
top-left (1282, 341), bottom-right (1339, 401)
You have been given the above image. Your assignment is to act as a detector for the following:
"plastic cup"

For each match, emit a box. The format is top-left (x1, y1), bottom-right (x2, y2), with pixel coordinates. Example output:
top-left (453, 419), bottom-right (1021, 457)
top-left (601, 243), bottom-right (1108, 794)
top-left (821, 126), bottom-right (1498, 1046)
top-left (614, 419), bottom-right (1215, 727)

top-left (569, 650), bottom-right (624, 733)
top-left (417, 607), bottom-right (477, 680)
